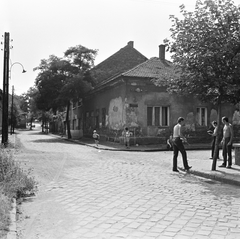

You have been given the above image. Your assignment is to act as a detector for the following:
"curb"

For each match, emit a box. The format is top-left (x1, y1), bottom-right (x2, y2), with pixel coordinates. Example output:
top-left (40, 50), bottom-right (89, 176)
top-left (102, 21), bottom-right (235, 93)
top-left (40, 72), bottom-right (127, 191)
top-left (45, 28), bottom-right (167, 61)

top-left (64, 138), bottom-right (212, 152)
top-left (63, 138), bottom-right (166, 152)
top-left (6, 198), bottom-right (17, 239)
top-left (179, 167), bottom-right (240, 187)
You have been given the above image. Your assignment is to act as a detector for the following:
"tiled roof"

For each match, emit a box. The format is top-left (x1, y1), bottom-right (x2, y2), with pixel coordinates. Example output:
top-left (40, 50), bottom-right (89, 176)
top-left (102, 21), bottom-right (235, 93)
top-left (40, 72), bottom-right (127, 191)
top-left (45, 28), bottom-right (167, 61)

top-left (91, 42), bottom-right (148, 83)
top-left (122, 57), bottom-right (175, 85)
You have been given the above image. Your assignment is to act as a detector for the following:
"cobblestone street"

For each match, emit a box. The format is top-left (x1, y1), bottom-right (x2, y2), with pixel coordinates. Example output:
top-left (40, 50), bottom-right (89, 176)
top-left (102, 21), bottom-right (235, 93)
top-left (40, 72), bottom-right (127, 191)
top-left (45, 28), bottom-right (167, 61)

top-left (15, 129), bottom-right (240, 239)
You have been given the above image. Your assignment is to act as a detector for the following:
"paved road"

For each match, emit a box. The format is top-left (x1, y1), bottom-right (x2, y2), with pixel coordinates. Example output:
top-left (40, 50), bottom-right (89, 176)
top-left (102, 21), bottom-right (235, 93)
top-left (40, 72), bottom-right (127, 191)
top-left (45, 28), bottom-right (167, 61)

top-left (15, 129), bottom-right (240, 239)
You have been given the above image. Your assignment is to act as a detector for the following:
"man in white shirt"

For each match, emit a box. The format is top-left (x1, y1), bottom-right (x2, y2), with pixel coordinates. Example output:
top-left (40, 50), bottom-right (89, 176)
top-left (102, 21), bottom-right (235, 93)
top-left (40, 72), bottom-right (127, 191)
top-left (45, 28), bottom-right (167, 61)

top-left (172, 117), bottom-right (192, 172)
top-left (219, 116), bottom-right (233, 168)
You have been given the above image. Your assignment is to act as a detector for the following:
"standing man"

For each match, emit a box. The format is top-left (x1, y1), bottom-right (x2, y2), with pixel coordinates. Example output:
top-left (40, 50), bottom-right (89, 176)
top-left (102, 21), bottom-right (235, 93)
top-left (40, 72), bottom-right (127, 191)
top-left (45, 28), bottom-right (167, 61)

top-left (219, 116), bottom-right (233, 168)
top-left (172, 117), bottom-right (192, 172)
top-left (207, 121), bottom-right (219, 159)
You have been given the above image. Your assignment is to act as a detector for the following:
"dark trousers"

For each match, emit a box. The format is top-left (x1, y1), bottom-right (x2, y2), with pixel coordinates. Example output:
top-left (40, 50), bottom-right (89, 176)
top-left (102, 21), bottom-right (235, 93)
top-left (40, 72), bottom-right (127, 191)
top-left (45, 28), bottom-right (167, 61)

top-left (172, 137), bottom-right (189, 170)
top-left (211, 136), bottom-right (219, 158)
top-left (222, 137), bottom-right (232, 166)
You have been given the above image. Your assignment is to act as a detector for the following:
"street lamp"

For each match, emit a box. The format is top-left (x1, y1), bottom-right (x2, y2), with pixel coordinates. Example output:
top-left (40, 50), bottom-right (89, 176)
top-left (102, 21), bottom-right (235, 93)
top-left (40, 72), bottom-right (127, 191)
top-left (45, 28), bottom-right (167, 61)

top-left (1, 32), bottom-right (26, 144)
top-left (10, 62), bottom-right (26, 74)
top-left (9, 62), bottom-right (26, 135)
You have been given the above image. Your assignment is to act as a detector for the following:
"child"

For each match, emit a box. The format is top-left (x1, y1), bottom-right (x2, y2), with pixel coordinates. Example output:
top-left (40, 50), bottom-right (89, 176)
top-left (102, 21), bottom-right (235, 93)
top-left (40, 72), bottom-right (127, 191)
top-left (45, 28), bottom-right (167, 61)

top-left (122, 127), bottom-right (131, 149)
top-left (93, 130), bottom-right (100, 147)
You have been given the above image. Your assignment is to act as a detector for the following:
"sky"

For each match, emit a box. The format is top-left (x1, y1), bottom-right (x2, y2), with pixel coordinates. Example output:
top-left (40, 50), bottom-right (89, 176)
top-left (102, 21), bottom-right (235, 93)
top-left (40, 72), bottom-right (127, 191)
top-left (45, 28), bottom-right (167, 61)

top-left (1, 0), bottom-right (240, 96)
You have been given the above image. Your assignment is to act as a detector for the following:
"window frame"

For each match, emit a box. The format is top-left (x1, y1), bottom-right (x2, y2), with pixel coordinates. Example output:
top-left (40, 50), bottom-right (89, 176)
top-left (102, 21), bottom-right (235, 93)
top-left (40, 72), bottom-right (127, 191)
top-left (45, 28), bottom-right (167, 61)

top-left (147, 106), bottom-right (170, 126)
top-left (196, 107), bottom-right (207, 126)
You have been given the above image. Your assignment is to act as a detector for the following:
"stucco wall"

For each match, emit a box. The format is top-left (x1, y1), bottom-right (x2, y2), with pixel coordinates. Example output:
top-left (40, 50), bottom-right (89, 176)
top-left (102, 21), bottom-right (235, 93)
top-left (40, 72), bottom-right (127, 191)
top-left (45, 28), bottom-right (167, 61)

top-left (124, 79), bottom-right (239, 139)
top-left (83, 78), bottom-right (239, 143)
top-left (108, 97), bottom-right (125, 129)
top-left (83, 83), bottom-right (126, 134)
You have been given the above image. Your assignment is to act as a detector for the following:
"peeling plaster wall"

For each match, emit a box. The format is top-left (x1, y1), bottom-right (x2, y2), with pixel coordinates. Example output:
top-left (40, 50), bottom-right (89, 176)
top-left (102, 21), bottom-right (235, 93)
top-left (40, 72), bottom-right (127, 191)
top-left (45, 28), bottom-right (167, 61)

top-left (83, 83), bottom-right (126, 134)
top-left (108, 97), bottom-right (124, 130)
top-left (125, 79), bottom-right (238, 138)
top-left (83, 78), bottom-right (239, 142)
top-left (233, 110), bottom-right (240, 125)
top-left (185, 112), bottom-right (195, 131)
top-left (210, 109), bottom-right (218, 123)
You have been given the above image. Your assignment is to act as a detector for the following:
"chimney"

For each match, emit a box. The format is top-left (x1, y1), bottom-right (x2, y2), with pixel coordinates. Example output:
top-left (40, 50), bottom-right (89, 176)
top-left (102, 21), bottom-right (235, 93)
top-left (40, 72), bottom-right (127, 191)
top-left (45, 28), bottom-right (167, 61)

top-left (159, 44), bottom-right (165, 61)
top-left (127, 41), bottom-right (134, 48)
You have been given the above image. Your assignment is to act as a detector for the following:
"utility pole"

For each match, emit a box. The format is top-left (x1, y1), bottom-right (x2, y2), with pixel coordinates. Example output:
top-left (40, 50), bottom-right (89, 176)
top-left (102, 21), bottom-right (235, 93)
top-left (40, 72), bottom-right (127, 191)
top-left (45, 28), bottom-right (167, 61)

top-left (2, 32), bottom-right (10, 145)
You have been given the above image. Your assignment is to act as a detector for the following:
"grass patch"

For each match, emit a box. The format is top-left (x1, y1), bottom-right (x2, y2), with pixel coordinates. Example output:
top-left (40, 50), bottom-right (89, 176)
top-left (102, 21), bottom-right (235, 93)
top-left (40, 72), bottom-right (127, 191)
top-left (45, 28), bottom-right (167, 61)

top-left (0, 191), bottom-right (11, 238)
top-left (0, 139), bottom-right (37, 238)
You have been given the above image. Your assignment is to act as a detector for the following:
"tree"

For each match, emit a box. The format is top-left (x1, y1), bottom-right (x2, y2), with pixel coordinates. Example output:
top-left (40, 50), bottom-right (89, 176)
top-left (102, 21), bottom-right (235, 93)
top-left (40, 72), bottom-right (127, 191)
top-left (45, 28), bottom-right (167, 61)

top-left (59, 45), bottom-right (97, 139)
top-left (34, 55), bottom-right (69, 113)
top-left (34, 45), bottom-right (97, 138)
top-left (162, 0), bottom-right (240, 170)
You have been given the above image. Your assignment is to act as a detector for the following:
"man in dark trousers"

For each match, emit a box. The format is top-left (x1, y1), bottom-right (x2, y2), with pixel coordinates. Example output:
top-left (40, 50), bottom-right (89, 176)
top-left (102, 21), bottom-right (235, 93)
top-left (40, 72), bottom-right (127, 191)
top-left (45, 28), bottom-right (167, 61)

top-left (172, 117), bottom-right (192, 172)
top-left (219, 116), bottom-right (234, 168)
top-left (207, 121), bottom-right (219, 159)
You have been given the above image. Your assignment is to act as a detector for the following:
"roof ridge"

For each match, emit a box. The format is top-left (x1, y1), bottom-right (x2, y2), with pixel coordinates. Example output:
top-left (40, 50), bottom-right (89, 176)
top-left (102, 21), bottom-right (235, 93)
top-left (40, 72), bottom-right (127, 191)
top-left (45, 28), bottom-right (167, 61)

top-left (94, 44), bottom-right (147, 69)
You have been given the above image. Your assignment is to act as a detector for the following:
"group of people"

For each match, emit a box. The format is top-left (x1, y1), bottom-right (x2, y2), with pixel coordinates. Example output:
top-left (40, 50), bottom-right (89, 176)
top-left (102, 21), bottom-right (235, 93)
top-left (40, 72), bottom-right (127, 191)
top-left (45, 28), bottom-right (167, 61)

top-left (208, 117), bottom-right (234, 168)
top-left (92, 116), bottom-right (234, 172)
top-left (171, 116), bottom-right (233, 172)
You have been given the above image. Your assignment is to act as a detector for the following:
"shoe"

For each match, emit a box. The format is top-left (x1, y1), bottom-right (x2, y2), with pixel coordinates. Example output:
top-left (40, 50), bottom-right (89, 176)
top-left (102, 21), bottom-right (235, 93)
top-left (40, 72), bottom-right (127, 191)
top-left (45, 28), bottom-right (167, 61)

top-left (219, 164), bottom-right (226, 168)
top-left (185, 166), bottom-right (192, 170)
top-left (209, 157), bottom-right (213, 159)
top-left (227, 165), bottom-right (232, 169)
top-left (173, 169), bottom-right (179, 172)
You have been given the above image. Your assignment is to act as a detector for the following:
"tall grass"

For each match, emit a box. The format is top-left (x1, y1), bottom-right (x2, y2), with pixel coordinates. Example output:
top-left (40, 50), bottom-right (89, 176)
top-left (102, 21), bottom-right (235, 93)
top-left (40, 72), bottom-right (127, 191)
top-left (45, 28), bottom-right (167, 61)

top-left (0, 144), bottom-right (37, 238)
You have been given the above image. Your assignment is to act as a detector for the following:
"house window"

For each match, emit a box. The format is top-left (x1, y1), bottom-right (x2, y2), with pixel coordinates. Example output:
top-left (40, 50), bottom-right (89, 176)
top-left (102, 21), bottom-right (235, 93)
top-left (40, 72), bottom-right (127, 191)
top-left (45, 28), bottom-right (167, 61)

top-left (72, 119), bottom-right (76, 130)
top-left (91, 111), bottom-right (94, 127)
top-left (96, 109), bottom-right (99, 129)
top-left (147, 106), bottom-right (169, 126)
top-left (147, 107), bottom-right (153, 126)
top-left (78, 118), bottom-right (81, 130)
top-left (102, 108), bottom-right (106, 127)
top-left (162, 107), bottom-right (169, 126)
top-left (197, 107), bottom-right (207, 126)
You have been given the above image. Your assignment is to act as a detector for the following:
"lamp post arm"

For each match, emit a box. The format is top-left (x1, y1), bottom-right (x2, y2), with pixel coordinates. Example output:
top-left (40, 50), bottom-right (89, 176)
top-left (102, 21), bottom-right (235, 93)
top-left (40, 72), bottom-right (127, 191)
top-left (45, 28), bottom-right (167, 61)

top-left (9, 62), bottom-right (27, 79)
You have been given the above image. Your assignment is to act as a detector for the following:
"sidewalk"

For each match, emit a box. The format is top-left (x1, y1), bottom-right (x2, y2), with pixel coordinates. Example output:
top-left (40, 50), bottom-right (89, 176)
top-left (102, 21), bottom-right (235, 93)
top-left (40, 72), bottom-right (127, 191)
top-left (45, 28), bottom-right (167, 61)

top-left (68, 136), bottom-right (212, 151)
top-left (64, 136), bottom-right (240, 187)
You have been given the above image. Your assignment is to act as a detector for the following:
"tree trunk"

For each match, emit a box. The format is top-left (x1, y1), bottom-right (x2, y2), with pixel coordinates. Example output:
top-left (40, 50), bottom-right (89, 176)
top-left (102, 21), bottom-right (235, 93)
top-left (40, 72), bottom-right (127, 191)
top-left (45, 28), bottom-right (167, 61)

top-left (66, 101), bottom-right (71, 139)
top-left (212, 98), bottom-right (222, 171)
top-left (30, 117), bottom-right (33, 130)
top-left (41, 112), bottom-right (44, 133)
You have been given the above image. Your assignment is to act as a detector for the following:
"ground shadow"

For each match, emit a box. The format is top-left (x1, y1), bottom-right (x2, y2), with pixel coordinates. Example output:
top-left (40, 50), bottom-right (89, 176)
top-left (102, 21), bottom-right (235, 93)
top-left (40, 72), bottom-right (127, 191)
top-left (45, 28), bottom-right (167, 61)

top-left (229, 167), bottom-right (240, 172)
top-left (31, 138), bottom-right (73, 144)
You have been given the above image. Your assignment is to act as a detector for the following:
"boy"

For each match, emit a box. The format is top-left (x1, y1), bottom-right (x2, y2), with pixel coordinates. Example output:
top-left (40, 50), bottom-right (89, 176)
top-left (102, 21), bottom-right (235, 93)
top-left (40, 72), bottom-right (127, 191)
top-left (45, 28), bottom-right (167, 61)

top-left (122, 127), bottom-right (131, 149)
top-left (93, 130), bottom-right (100, 147)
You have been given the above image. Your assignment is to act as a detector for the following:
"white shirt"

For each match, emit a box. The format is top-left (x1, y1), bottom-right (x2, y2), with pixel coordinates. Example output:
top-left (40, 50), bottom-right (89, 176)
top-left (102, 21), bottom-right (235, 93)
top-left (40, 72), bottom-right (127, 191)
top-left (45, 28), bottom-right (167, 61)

top-left (173, 123), bottom-right (181, 138)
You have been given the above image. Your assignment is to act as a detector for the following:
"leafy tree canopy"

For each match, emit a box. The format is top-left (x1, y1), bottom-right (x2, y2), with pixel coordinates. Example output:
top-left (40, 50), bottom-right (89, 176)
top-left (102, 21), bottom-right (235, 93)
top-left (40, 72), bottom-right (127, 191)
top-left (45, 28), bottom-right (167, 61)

top-left (33, 45), bottom-right (97, 113)
top-left (163, 0), bottom-right (240, 105)
top-left (64, 45), bottom-right (98, 71)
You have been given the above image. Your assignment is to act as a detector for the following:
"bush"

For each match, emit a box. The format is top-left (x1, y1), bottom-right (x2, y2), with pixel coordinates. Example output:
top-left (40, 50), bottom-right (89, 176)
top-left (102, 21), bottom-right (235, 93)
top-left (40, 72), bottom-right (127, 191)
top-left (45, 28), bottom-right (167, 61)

top-left (0, 148), bottom-right (37, 198)
top-left (0, 145), bottom-right (37, 237)
top-left (0, 190), bottom-right (11, 238)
